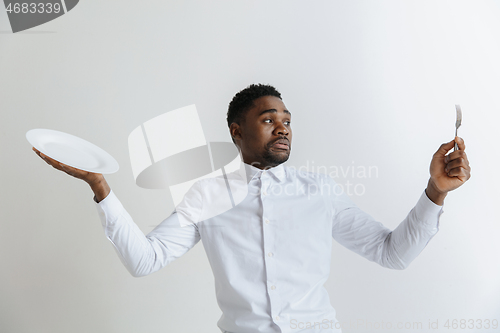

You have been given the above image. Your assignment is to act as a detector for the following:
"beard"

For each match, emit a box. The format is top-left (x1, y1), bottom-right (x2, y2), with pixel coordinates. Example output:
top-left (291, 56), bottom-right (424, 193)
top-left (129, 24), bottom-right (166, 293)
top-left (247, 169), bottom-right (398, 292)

top-left (262, 146), bottom-right (291, 166)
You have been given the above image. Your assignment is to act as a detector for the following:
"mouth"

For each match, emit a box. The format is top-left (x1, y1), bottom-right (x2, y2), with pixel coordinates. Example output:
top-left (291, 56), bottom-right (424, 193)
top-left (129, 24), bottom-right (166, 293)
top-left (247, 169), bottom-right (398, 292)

top-left (270, 139), bottom-right (290, 150)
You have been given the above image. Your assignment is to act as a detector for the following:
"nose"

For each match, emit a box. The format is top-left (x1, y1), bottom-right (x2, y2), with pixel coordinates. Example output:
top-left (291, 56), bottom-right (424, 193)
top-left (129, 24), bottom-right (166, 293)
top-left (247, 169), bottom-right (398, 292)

top-left (274, 122), bottom-right (289, 136)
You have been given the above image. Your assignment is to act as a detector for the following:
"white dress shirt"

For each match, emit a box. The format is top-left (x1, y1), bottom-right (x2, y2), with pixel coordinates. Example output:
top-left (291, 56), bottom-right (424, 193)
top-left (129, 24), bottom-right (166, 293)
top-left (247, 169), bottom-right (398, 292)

top-left (95, 162), bottom-right (443, 333)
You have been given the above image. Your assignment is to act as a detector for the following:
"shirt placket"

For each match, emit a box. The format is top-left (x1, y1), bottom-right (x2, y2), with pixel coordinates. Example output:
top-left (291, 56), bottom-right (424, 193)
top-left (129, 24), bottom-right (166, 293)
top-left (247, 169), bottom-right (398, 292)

top-left (260, 172), bottom-right (283, 327)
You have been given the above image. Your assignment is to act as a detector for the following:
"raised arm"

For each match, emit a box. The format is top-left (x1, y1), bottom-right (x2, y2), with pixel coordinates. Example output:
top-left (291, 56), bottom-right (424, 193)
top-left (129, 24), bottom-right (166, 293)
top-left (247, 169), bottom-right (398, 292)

top-left (332, 190), bottom-right (443, 270)
top-left (32, 147), bottom-right (201, 277)
top-left (331, 137), bottom-right (471, 269)
top-left (96, 191), bottom-right (200, 277)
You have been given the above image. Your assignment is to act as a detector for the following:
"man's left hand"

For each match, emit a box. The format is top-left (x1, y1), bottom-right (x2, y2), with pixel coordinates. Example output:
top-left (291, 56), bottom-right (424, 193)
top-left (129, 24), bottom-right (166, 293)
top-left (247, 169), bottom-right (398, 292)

top-left (426, 137), bottom-right (471, 205)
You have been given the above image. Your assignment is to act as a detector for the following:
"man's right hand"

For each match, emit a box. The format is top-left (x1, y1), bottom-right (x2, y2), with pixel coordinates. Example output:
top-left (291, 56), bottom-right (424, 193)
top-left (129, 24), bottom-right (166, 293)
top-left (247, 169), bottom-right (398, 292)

top-left (32, 147), bottom-right (111, 202)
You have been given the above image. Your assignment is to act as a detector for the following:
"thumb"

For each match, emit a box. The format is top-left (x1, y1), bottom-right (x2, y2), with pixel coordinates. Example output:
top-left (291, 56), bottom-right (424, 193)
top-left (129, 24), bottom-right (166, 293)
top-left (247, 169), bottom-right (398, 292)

top-left (455, 136), bottom-right (466, 151)
top-left (434, 139), bottom-right (455, 157)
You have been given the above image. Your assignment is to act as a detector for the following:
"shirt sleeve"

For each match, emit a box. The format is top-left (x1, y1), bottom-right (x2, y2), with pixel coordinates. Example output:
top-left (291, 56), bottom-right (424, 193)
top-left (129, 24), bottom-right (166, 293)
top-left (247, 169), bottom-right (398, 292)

top-left (95, 189), bottom-right (201, 277)
top-left (329, 178), bottom-right (443, 270)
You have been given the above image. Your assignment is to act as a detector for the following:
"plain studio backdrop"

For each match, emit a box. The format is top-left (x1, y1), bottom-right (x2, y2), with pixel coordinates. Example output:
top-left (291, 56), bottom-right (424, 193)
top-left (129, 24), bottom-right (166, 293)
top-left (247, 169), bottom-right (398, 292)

top-left (1, 1), bottom-right (499, 332)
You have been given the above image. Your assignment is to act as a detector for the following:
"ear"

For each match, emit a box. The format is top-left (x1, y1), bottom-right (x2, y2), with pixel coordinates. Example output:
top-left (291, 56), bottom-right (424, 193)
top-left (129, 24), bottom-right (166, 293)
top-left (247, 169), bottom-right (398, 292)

top-left (230, 122), bottom-right (243, 143)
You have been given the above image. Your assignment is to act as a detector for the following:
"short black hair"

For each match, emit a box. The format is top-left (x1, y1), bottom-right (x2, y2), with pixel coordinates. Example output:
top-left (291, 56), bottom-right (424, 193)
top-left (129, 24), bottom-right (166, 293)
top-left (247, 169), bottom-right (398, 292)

top-left (227, 84), bottom-right (282, 142)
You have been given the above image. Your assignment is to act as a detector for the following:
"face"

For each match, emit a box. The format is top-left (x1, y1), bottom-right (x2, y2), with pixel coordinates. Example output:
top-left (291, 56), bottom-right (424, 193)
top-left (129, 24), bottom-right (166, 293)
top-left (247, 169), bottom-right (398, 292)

top-left (230, 95), bottom-right (292, 169)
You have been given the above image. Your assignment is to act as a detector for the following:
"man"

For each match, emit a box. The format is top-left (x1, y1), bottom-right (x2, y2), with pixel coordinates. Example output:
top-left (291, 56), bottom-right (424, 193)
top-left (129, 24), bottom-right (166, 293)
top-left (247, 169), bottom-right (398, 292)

top-left (33, 84), bottom-right (471, 333)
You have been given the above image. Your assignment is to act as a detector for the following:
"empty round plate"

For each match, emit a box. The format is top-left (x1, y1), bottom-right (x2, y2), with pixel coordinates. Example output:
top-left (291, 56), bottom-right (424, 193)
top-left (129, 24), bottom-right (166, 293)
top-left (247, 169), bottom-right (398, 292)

top-left (27, 129), bottom-right (119, 174)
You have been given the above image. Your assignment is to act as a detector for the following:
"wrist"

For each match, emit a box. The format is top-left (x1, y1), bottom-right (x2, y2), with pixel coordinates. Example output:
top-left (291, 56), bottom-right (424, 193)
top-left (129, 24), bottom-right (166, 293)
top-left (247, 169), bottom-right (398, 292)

top-left (86, 174), bottom-right (104, 187)
top-left (86, 174), bottom-right (110, 203)
top-left (426, 179), bottom-right (447, 206)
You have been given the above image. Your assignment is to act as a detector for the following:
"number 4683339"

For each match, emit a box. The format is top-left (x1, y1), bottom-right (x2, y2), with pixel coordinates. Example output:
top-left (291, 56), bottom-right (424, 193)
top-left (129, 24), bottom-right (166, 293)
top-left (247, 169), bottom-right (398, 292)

top-left (5, 2), bottom-right (62, 14)
top-left (444, 319), bottom-right (498, 330)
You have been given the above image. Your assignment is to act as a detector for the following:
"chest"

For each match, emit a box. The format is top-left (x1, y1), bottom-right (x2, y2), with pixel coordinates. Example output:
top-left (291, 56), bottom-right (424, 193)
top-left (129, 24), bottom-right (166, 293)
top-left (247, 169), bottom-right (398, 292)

top-left (198, 179), bottom-right (333, 256)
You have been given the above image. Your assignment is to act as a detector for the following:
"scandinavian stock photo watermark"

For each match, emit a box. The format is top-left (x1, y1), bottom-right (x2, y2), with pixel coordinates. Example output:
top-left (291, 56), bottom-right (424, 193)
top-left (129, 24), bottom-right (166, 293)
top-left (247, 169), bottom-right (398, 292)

top-left (286, 160), bottom-right (379, 197)
top-left (246, 160), bottom-right (379, 199)
top-left (247, 159), bottom-right (379, 199)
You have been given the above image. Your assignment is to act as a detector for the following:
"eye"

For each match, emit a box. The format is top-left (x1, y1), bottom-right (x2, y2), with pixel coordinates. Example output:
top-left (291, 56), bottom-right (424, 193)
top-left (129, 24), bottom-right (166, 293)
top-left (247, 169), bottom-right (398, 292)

top-left (284, 121), bottom-right (291, 125)
top-left (264, 119), bottom-right (272, 123)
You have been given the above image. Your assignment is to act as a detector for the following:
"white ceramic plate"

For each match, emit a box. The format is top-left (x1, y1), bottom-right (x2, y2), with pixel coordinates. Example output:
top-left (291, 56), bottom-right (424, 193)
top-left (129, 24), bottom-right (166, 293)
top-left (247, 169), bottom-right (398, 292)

top-left (27, 129), bottom-right (119, 174)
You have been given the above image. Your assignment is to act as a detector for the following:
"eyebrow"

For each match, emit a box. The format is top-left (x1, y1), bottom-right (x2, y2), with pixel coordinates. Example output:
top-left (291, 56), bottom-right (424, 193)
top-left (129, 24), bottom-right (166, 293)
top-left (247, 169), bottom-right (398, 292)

top-left (258, 108), bottom-right (292, 116)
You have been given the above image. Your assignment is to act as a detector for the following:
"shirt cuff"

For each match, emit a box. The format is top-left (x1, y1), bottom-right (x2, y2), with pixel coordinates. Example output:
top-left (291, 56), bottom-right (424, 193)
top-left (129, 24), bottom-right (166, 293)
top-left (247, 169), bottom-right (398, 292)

top-left (94, 190), bottom-right (125, 226)
top-left (415, 189), bottom-right (444, 227)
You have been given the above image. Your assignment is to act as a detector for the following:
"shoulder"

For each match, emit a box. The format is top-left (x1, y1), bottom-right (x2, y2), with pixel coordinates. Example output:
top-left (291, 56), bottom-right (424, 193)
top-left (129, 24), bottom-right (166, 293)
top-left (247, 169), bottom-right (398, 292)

top-left (188, 172), bottom-right (243, 201)
top-left (188, 175), bottom-right (228, 195)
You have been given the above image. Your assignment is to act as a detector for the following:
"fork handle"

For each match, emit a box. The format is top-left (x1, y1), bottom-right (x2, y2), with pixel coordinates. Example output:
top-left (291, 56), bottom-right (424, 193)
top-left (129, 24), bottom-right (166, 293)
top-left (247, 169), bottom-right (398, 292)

top-left (454, 128), bottom-right (458, 151)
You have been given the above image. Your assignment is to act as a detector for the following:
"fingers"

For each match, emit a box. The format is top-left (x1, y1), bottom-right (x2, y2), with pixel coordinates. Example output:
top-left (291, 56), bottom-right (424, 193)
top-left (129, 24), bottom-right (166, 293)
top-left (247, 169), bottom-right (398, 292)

top-left (32, 147), bottom-right (66, 171)
top-left (32, 147), bottom-right (43, 159)
top-left (445, 157), bottom-right (469, 173)
top-left (435, 137), bottom-right (467, 158)
top-left (31, 147), bottom-right (99, 183)
top-left (34, 148), bottom-right (54, 164)
top-left (444, 150), bottom-right (471, 180)
top-left (434, 139), bottom-right (455, 157)
top-left (446, 165), bottom-right (471, 180)
top-left (444, 148), bottom-right (469, 165)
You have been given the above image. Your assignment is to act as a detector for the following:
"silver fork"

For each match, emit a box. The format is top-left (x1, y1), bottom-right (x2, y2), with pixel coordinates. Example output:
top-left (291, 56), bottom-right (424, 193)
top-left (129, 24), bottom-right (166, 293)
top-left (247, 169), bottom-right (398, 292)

top-left (454, 105), bottom-right (462, 151)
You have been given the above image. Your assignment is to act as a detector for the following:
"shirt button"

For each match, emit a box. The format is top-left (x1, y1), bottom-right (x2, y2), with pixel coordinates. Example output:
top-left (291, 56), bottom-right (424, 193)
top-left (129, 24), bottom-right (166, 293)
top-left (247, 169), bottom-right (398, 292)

top-left (264, 219), bottom-right (270, 224)
top-left (268, 252), bottom-right (274, 257)
top-left (270, 285), bottom-right (276, 290)
top-left (275, 316), bottom-right (280, 321)
top-left (262, 191), bottom-right (268, 196)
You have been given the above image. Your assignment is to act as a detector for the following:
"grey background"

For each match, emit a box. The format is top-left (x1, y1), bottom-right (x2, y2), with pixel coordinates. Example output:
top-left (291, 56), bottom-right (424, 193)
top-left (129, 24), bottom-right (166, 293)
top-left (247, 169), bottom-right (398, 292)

top-left (1, 0), bottom-right (499, 332)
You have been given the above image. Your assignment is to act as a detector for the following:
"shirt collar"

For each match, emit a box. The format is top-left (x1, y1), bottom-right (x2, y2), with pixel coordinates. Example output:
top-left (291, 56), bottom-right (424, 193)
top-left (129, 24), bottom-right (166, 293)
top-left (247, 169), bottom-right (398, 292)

top-left (238, 161), bottom-right (287, 183)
